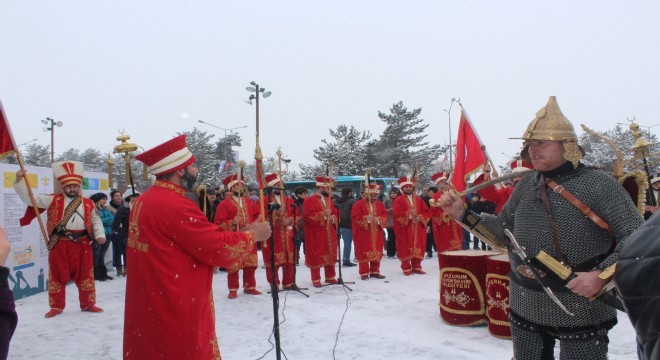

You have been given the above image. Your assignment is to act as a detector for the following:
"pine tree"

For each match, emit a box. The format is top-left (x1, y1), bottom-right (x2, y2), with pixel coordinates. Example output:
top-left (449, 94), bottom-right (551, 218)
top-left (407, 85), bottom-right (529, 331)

top-left (369, 101), bottom-right (442, 183)
top-left (303, 125), bottom-right (372, 177)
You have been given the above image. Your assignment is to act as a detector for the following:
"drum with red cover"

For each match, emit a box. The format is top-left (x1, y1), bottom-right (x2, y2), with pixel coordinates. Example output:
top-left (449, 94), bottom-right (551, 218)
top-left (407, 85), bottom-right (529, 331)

top-left (438, 250), bottom-right (497, 326)
top-left (485, 253), bottom-right (512, 339)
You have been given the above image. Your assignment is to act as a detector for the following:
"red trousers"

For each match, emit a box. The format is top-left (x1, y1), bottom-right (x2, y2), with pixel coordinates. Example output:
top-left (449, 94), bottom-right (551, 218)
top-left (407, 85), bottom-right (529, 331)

top-left (228, 267), bottom-right (257, 291)
top-left (310, 266), bottom-right (336, 286)
top-left (399, 258), bottom-right (423, 274)
top-left (358, 261), bottom-right (382, 277)
top-left (265, 264), bottom-right (295, 288)
top-left (48, 240), bottom-right (96, 310)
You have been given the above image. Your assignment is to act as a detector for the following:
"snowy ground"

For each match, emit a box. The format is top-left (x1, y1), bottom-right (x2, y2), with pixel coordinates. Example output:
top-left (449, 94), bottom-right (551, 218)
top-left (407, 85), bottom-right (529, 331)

top-left (9, 254), bottom-right (638, 360)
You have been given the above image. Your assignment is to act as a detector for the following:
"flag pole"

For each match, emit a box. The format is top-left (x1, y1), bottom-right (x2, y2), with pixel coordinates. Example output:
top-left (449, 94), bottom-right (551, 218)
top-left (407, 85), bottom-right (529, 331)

top-left (0, 101), bottom-right (50, 246)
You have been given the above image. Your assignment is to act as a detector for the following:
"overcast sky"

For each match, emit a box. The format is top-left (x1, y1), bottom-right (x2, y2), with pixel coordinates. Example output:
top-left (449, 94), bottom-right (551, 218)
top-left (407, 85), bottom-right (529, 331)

top-left (1, 1), bottom-right (658, 175)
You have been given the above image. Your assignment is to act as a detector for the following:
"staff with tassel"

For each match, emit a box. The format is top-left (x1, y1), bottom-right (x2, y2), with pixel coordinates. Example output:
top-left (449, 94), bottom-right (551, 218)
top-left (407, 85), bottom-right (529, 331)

top-left (0, 101), bottom-right (50, 247)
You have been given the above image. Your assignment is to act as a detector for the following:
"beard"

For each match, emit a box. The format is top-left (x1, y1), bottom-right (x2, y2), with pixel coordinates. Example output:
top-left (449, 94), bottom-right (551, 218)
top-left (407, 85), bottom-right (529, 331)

top-left (64, 190), bottom-right (79, 198)
top-left (321, 190), bottom-right (330, 197)
top-left (181, 169), bottom-right (198, 192)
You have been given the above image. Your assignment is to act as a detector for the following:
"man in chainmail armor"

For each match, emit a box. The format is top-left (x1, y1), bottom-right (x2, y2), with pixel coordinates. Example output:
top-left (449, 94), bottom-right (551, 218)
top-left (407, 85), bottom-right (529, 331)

top-left (438, 96), bottom-right (644, 359)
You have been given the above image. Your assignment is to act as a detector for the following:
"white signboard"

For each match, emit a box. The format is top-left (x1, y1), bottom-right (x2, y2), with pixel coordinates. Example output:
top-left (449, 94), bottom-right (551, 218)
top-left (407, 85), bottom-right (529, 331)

top-left (0, 163), bottom-right (110, 300)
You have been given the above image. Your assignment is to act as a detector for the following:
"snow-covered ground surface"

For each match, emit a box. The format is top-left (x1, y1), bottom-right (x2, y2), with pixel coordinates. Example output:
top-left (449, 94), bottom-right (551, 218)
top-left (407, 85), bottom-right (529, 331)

top-left (10, 254), bottom-right (637, 359)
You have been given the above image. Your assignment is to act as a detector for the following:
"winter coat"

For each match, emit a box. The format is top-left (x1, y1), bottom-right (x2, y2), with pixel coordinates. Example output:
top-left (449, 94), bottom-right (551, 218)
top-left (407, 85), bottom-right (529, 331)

top-left (97, 206), bottom-right (114, 237)
top-left (335, 196), bottom-right (356, 229)
top-left (616, 211), bottom-right (660, 360)
top-left (112, 205), bottom-right (131, 240)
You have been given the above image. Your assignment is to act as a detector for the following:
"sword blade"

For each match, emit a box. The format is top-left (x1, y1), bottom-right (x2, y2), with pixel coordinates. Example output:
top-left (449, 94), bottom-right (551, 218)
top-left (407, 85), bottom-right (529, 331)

top-left (458, 169), bottom-right (534, 197)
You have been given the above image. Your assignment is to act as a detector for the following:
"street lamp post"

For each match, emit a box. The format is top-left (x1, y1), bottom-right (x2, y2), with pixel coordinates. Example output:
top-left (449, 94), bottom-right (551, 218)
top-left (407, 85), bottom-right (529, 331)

top-left (245, 81), bottom-right (282, 360)
top-left (443, 98), bottom-right (458, 170)
top-left (41, 117), bottom-right (63, 163)
top-left (197, 120), bottom-right (247, 166)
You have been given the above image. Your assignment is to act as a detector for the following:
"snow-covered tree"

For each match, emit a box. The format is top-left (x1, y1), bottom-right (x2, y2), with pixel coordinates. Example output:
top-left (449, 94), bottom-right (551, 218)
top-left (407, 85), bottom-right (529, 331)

top-left (300, 125), bottom-right (372, 178)
top-left (368, 101), bottom-right (442, 184)
top-left (580, 124), bottom-right (659, 175)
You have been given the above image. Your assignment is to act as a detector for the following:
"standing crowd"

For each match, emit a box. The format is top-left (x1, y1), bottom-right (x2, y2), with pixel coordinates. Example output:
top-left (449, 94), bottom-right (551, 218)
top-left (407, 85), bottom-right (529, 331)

top-left (4, 96), bottom-right (660, 360)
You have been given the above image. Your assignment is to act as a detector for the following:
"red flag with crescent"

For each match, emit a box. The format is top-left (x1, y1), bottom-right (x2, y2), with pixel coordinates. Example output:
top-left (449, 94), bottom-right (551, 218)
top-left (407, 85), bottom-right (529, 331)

top-left (451, 108), bottom-right (487, 192)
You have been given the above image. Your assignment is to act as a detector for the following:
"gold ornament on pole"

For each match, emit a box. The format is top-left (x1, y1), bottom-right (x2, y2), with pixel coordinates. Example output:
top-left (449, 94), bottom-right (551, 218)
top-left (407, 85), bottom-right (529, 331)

top-left (114, 130), bottom-right (138, 194)
top-left (107, 155), bottom-right (114, 189)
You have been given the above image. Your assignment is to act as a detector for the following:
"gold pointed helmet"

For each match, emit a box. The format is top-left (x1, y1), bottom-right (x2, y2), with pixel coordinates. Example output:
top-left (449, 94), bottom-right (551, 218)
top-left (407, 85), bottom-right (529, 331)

top-left (515, 96), bottom-right (582, 167)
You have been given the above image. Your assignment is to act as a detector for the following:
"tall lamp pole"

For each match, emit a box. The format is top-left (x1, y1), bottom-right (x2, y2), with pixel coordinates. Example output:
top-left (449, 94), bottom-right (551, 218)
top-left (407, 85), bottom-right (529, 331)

top-left (41, 117), bottom-right (63, 163)
top-left (443, 98), bottom-right (458, 170)
top-left (245, 81), bottom-right (281, 360)
top-left (197, 120), bottom-right (247, 167)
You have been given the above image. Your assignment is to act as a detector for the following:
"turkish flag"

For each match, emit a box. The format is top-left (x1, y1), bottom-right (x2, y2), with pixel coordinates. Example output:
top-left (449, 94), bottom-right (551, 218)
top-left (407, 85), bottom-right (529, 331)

top-left (451, 109), bottom-right (487, 192)
top-left (0, 101), bottom-right (17, 160)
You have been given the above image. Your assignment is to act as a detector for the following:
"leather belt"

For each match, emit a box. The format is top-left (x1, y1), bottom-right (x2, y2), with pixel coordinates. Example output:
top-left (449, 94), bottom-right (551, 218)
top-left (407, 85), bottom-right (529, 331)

top-left (548, 181), bottom-right (610, 231)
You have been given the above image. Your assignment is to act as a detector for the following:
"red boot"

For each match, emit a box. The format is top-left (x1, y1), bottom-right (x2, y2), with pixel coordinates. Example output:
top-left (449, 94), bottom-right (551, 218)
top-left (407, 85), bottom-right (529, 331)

top-left (44, 309), bottom-right (63, 318)
top-left (228, 291), bottom-right (238, 299)
top-left (83, 305), bottom-right (104, 313)
top-left (244, 289), bottom-right (262, 295)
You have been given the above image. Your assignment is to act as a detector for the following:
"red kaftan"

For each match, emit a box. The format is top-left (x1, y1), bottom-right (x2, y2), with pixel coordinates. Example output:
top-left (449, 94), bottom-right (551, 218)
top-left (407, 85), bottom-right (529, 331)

top-left (259, 194), bottom-right (296, 287)
top-left (430, 191), bottom-right (463, 252)
top-left (214, 195), bottom-right (260, 291)
top-left (123, 180), bottom-right (255, 360)
top-left (302, 193), bottom-right (338, 268)
top-left (392, 194), bottom-right (430, 265)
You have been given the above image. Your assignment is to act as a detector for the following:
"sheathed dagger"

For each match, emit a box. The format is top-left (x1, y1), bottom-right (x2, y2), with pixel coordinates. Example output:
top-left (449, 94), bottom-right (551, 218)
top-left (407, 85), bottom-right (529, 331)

top-left (504, 229), bottom-right (575, 317)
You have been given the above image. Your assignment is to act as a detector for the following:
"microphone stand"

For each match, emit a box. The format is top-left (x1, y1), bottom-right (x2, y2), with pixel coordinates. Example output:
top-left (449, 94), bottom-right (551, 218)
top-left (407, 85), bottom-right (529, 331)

top-left (323, 195), bottom-right (354, 291)
top-left (265, 199), bottom-right (283, 360)
top-left (282, 200), bottom-right (309, 296)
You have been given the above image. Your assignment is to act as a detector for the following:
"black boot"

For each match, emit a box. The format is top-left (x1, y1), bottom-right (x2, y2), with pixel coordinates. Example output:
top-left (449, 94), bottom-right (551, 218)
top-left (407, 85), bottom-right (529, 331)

top-left (101, 266), bottom-right (113, 280)
top-left (94, 265), bottom-right (106, 281)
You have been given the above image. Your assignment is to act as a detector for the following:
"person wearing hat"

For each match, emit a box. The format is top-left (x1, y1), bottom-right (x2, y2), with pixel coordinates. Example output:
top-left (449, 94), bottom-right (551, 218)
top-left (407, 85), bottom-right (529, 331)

top-left (303, 175), bottom-right (340, 287)
top-left (351, 183), bottom-right (388, 280)
top-left (214, 172), bottom-right (262, 299)
top-left (643, 173), bottom-right (660, 220)
top-left (111, 191), bottom-right (140, 277)
top-left (123, 135), bottom-right (270, 360)
top-left (392, 175), bottom-right (430, 275)
top-left (261, 173), bottom-right (297, 289)
top-left (90, 192), bottom-right (114, 281)
top-left (437, 96), bottom-right (644, 359)
top-left (14, 161), bottom-right (106, 318)
top-left (428, 172), bottom-right (462, 257)
top-left (472, 160), bottom-right (534, 214)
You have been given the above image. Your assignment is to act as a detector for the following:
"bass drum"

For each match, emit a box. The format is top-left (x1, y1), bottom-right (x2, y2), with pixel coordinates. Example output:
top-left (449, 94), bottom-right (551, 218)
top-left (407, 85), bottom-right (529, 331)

top-left (438, 250), bottom-right (498, 326)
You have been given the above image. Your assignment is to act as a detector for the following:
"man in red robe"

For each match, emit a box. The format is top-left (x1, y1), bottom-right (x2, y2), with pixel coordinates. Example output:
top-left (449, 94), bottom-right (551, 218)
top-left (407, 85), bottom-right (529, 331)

top-left (303, 176), bottom-right (339, 287)
top-left (392, 175), bottom-right (430, 275)
top-left (124, 135), bottom-right (270, 360)
top-left (214, 173), bottom-right (261, 299)
top-left (15, 161), bottom-right (106, 318)
top-left (429, 172), bottom-right (462, 254)
top-left (351, 183), bottom-right (388, 280)
top-left (472, 160), bottom-right (534, 213)
top-left (262, 173), bottom-right (297, 289)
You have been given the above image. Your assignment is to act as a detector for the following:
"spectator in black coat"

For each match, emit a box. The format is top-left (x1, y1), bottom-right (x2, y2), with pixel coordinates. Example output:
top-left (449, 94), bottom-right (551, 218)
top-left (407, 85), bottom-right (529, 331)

top-left (335, 187), bottom-right (357, 267)
top-left (0, 227), bottom-right (17, 359)
top-left (615, 211), bottom-right (660, 360)
top-left (112, 193), bottom-right (140, 276)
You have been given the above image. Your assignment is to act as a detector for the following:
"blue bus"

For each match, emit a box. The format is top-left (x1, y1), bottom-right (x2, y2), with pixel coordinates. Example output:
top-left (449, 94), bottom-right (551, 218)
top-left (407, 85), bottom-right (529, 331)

top-left (283, 176), bottom-right (398, 199)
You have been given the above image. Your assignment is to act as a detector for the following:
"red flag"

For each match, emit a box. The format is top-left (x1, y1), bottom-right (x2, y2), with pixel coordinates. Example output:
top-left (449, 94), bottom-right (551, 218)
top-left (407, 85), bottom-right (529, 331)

top-left (0, 101), bottom-right (17, 160)
top-left (451, 109), bottom-right (487, 192)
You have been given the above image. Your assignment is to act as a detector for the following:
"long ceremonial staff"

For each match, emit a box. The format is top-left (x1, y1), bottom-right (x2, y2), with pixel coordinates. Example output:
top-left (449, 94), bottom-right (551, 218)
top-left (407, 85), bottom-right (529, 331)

top-left (364, 170), bottom-right (376, 237)
top-left (0, 102), bottom-right (50, 247)
top-left (253, 87), bottom-right (267, 222)
top-left (251, 86), bottom-right (282, 360)
top-left (411, 164), bottom-right (419, 252)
